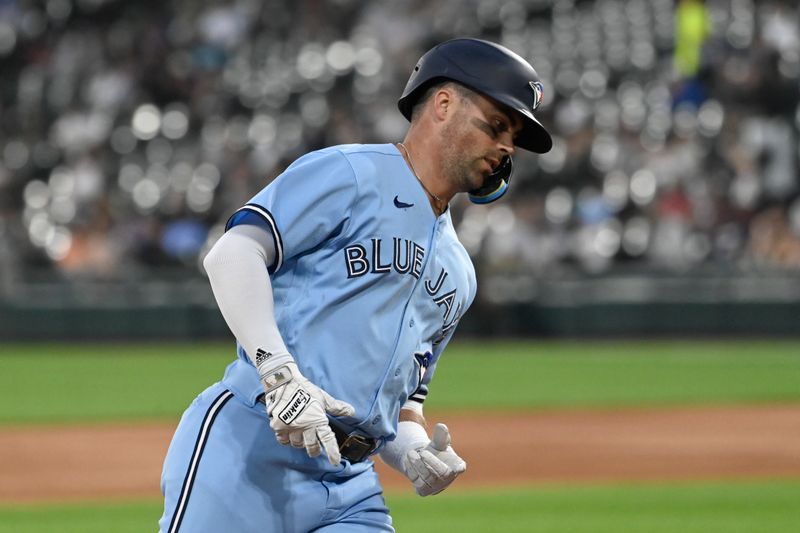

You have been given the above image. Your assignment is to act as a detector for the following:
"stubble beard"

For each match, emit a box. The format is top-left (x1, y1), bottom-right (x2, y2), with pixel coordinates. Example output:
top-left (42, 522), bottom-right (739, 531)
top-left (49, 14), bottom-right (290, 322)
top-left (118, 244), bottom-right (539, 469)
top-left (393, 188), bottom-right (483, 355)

top-left (440, 120), bottom-right (486, 194)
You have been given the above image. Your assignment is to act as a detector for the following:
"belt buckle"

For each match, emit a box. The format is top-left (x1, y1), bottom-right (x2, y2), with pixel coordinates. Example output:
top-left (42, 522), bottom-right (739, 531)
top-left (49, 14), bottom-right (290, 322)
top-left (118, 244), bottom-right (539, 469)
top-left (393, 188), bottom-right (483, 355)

top-left (340, 433), bottom-right (375, 463)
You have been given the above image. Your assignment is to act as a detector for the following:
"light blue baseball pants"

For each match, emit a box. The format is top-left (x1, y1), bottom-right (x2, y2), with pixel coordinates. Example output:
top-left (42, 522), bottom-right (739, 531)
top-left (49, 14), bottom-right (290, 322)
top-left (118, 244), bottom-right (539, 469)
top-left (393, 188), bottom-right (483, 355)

top-left (158, 381), bottom-right (394, 532)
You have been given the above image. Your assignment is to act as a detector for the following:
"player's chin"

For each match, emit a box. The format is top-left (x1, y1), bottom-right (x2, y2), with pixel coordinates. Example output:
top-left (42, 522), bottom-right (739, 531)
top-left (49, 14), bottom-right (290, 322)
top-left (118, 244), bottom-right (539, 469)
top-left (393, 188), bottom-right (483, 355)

top-left (470, 167), bottom-right (492, 190)
top-left (456, 162), bottom-right (488, 193)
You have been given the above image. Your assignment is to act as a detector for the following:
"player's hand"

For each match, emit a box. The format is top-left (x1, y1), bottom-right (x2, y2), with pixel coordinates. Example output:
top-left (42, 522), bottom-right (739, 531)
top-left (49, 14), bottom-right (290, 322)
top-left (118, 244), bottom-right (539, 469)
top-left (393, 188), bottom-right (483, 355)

top-left (402, 423), bottom-right (467, 496)
top-left (262, 361), bottom-right (355, 465)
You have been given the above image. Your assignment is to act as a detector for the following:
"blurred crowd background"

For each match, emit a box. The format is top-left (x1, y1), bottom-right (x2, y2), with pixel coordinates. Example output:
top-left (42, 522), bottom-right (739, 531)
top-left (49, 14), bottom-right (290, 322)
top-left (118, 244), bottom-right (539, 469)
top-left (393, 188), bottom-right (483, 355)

top-left (1, 0), bottom-right (799, 307)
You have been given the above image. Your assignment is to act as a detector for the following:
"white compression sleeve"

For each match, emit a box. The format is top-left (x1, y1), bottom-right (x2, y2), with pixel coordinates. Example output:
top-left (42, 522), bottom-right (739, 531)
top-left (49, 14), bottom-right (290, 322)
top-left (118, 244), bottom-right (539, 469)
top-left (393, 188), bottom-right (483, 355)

top-left (203, 224), bottom-right (293, 369)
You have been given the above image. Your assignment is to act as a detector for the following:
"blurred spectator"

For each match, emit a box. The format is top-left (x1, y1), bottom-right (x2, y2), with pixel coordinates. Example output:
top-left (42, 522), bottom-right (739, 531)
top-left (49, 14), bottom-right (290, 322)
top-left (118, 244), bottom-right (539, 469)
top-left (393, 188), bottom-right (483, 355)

top-left (674, 0), bottom-right (711, 78)
top-left (0, 0), bottom-right (799, 301)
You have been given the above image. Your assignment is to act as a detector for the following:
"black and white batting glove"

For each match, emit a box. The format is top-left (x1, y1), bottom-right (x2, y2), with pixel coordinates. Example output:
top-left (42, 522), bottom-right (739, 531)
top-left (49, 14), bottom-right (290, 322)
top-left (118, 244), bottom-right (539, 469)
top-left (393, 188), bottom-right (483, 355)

top-left (380, 421), bottom-right (467, 496)
top-left (260, 360), bottom-right (355, 465)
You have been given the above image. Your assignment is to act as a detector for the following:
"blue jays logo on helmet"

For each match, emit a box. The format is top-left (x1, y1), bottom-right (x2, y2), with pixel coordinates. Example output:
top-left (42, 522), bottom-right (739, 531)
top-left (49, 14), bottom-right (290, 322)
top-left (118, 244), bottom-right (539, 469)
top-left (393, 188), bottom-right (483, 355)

top-left (529, 81), bottom-right (544, 111)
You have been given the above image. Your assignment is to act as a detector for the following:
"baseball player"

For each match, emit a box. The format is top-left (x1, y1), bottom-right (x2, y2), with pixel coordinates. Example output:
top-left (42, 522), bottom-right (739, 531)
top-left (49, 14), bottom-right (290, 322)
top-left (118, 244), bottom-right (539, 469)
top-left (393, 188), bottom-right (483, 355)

top-left (158, 38), bottom-right (551, 533)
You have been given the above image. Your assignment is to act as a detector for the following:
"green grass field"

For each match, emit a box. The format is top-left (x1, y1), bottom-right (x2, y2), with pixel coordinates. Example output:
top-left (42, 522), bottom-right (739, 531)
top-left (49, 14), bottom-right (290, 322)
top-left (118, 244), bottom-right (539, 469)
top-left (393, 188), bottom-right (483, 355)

top-left (1, 340), bottom-right (799, 532)
top-left (1, 482), bottom-right (799, 533)
top-left (1, 340), bottom-right (799, 423)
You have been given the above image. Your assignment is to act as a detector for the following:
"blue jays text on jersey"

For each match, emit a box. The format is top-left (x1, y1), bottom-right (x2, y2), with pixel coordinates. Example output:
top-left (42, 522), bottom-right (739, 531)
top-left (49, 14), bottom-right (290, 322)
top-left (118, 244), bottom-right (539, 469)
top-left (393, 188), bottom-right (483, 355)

top-left (221, 143), bottom-right (477, 444)
top-left (344, 238), bottom-right (426, 279)
top-left (344, 238), bottom-right (464, 345)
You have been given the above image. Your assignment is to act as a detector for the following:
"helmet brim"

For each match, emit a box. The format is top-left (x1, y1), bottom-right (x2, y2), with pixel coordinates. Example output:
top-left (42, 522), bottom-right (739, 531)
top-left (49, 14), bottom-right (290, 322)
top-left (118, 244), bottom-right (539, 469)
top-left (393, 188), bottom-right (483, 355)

top-left (514, 110), bottom-right (552, 154)
top-left (492, 96), bottom-right (552, 154)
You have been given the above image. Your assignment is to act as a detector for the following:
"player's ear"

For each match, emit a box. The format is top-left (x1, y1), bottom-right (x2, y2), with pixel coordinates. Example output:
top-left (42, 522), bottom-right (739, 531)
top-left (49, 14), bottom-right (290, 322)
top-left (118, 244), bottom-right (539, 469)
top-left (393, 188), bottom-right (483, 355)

top-left (431, 87), bottom-right (454, 122)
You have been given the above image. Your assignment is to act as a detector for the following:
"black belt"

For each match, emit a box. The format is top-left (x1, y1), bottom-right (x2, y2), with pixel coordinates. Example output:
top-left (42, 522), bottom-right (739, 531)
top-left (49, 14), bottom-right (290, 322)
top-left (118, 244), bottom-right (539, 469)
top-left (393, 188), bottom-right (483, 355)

top-left (329, 419), bottom-right (379, 464)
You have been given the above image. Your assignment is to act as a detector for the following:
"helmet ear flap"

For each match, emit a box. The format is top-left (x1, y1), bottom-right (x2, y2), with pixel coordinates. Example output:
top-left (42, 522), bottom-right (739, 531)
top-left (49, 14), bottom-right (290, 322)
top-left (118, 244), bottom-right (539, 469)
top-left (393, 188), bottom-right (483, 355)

top-left (468, 155), bottom-right (513, 204)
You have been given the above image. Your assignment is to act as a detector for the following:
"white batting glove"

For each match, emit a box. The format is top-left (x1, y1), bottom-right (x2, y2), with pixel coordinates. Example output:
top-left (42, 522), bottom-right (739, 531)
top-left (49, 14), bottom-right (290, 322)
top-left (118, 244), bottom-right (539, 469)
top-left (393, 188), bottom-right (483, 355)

top-left (404, 423), bottom-right (467, 496)
top-left (380, 421), bottom-right (467, 496)
top-left (261, 361), bottom-right (355, 465)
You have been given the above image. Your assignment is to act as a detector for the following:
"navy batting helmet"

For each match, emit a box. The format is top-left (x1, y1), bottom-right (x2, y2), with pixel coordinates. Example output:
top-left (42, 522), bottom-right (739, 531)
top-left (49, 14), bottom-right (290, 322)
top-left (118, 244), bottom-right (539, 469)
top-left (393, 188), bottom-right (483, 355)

top-left (398, 38), bottom-right (552, 203)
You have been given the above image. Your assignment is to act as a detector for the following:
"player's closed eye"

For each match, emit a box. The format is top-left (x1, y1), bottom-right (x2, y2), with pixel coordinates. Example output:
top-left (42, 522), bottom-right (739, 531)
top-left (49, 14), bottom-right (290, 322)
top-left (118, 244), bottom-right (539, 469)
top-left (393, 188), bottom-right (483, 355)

top-left (489, 116), bottom-right (520, 146)
top-left (491, 118), bottom-right (509, 138)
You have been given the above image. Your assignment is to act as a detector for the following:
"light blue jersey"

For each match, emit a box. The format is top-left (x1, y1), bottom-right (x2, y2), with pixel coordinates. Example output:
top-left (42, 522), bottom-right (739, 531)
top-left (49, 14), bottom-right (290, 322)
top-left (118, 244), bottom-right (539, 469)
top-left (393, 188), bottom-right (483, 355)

top-left (223, 143), bottom-right (476, 443)
top-left (160, 143), bottom-right (477, 533)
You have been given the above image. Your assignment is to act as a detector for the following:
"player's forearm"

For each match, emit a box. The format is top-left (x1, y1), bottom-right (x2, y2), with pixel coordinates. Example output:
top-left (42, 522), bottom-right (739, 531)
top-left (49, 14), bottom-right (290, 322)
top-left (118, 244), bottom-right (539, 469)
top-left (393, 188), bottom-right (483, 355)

top-left (203, 224), bottom-right (292, 368)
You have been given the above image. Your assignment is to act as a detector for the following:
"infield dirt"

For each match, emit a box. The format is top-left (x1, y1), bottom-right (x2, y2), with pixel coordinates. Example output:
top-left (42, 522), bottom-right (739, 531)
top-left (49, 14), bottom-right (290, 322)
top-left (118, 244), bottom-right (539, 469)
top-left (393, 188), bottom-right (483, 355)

top-left (2, 404), bottom-right (800, 503)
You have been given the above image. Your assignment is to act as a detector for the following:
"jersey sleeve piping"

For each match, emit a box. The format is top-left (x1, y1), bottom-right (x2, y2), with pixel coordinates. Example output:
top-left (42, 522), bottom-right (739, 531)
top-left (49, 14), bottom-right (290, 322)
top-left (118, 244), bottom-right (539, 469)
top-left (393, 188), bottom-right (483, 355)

top-left (225, 204), bottom-right (284, 274)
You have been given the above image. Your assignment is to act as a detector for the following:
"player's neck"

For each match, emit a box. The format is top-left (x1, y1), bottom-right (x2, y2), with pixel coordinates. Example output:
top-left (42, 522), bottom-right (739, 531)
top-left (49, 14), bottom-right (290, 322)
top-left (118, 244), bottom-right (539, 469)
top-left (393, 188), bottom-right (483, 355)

top-left (397, 139), bottom-right (452, 216)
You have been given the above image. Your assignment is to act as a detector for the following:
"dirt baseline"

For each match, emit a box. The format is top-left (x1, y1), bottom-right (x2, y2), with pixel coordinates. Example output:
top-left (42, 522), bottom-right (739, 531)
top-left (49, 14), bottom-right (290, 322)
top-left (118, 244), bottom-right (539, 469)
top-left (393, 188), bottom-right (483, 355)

top-left (2, 404), bottom-right (800, 503)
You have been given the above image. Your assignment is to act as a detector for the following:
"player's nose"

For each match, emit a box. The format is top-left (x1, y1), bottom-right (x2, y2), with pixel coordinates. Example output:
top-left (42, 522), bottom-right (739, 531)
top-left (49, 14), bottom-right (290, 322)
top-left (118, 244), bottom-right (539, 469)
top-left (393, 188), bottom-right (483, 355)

top-left (498, 135), bottom-right (515, 157)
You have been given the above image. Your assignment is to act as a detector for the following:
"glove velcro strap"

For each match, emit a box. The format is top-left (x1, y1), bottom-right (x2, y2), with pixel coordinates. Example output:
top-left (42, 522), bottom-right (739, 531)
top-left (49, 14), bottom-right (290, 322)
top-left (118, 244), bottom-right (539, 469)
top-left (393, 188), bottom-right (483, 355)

top-left (260, 363), bottom-right (296, 407)
top-left (260, 364), bottom-right (293, 391)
